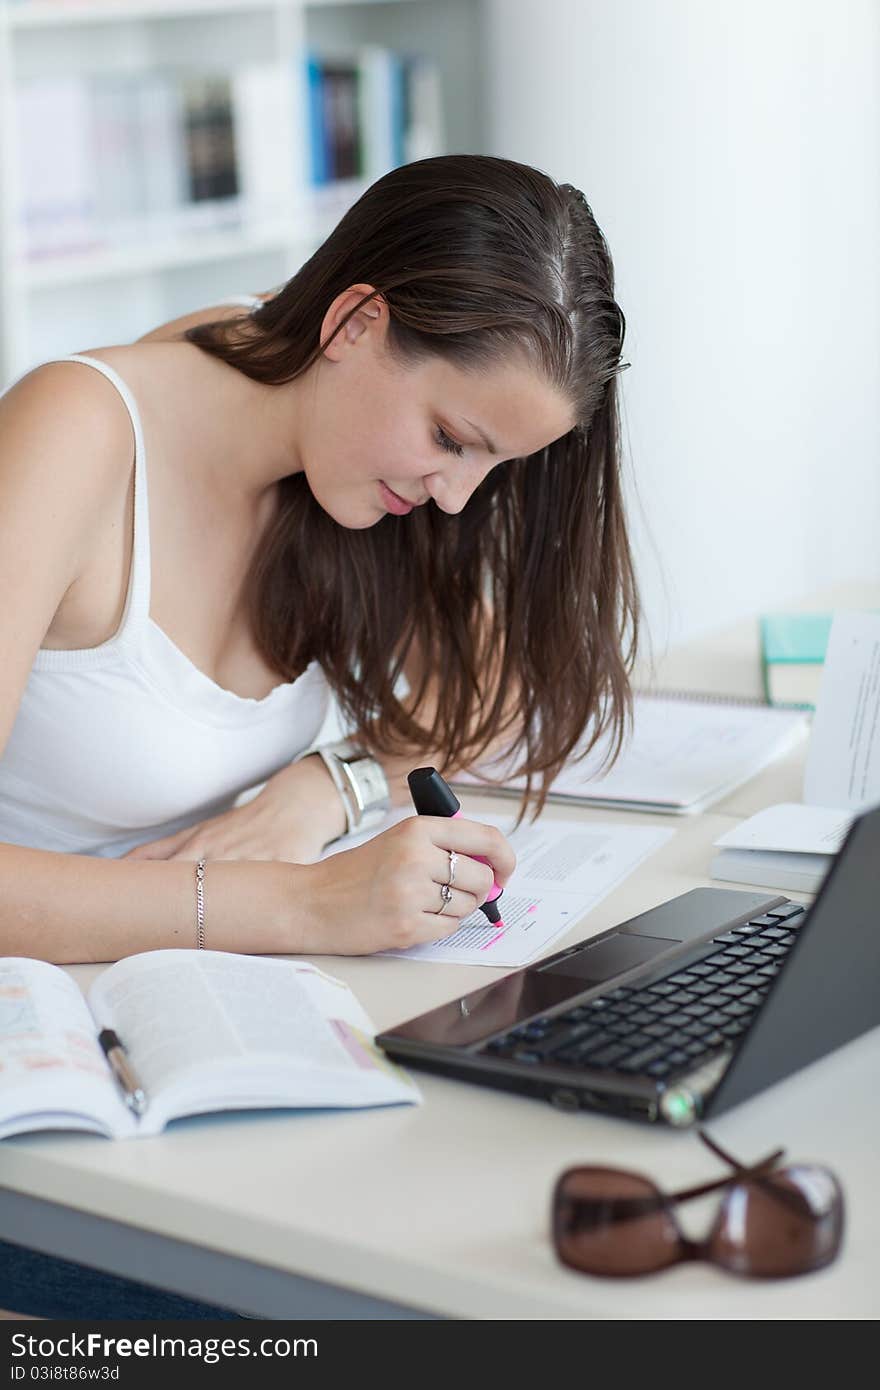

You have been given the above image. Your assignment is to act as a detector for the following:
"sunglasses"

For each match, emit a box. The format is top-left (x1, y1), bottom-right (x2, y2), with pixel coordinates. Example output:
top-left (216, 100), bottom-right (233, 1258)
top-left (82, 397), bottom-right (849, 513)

top-left (552, 1130), bottom-right (844, 1279)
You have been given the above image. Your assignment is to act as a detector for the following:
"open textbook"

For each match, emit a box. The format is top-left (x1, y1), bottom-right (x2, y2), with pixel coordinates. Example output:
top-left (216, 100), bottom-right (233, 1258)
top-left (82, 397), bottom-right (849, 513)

top-left (451, 694), bottom-right (808, 815)
top-left (0, 951), bottom-right (419, 1142)
top-left (712, 612), bottom-right (880, 892)
top-left (322, 810), bottom-right (674, 968)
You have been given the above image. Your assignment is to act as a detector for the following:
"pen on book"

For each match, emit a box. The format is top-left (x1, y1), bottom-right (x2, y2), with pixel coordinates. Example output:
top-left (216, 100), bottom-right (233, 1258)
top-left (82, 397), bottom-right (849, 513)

top-left (407, 767), bottom-right (506, 927)
top-left (98, 1028), bottom-right (148, 1117)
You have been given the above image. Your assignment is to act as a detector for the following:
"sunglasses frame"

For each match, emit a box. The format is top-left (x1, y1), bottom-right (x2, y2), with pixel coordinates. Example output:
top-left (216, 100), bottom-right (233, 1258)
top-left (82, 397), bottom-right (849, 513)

top-left (552, 1130), bottom-right (844, 1280)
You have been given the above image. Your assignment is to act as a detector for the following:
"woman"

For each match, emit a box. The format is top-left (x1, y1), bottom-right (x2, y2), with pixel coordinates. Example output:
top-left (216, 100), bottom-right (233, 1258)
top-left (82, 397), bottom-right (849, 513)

top-left (0, 153), bottom-right (637, 1314)
top-left (0, 154), bottom-right (636, 967)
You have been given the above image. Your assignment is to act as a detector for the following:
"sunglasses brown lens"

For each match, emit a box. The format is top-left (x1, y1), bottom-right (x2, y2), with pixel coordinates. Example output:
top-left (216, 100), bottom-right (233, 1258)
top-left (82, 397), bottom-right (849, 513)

top-left (710, 1166), bottom-right (844, 1278)
top-left (553, 1168), bottom-right (682, 1276)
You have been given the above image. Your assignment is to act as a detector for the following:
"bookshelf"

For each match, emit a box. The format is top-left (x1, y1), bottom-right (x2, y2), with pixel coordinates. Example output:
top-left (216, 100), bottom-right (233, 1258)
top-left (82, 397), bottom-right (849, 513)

top-left (0, 0), bottom-right (487, 386)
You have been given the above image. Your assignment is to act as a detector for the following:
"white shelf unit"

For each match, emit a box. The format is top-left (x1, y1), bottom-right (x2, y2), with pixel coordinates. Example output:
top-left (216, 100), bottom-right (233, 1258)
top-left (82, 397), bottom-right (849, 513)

top-left (0, 0), bottom-right (487, 386)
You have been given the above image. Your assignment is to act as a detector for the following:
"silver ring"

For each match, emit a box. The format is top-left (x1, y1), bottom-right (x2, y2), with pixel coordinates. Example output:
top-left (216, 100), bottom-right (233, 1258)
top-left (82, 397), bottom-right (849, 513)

top-left (447, 850), bottom-right (458, 888)
top-left (435, 883), bottom-right (454, 915)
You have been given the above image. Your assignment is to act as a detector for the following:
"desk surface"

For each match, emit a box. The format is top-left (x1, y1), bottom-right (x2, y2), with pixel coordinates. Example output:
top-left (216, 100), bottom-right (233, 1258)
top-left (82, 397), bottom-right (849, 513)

top-left (2, 592), bottom-right (878, 1320)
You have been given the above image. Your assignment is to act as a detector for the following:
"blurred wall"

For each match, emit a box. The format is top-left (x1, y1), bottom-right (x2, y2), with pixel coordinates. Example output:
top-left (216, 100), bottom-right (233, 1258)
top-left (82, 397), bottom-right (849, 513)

top-left (484, 0), bottom-right (880, 651)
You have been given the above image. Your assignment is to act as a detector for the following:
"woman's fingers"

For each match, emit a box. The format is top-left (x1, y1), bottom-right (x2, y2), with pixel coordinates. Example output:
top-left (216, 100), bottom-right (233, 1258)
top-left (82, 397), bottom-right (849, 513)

top-left (420, 815), bottom-right (516, 888)
top-left (428, 843), bottom-right (495, 902)
top-left (420, 882), bottom-right (481, 922)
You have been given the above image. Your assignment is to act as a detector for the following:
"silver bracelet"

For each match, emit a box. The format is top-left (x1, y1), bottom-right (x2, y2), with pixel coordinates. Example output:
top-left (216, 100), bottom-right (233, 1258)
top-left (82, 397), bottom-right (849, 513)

top-left (195, 859), bottom-right (206, 950)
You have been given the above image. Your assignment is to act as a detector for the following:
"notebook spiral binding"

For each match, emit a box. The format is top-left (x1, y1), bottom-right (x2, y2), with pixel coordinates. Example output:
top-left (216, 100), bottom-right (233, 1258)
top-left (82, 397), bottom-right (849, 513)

top-left (635, 688), bottom-right (812, 713)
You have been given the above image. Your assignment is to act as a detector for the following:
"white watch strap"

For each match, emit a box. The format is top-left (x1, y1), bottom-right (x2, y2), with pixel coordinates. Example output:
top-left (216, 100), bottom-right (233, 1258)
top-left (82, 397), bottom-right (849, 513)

top-left (314, 741), bottom-right (391, 835)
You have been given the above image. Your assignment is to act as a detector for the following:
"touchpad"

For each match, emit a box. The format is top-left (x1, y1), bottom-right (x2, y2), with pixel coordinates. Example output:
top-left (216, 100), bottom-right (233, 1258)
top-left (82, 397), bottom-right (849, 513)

top-left (539, 933), bottom-right (673, 986)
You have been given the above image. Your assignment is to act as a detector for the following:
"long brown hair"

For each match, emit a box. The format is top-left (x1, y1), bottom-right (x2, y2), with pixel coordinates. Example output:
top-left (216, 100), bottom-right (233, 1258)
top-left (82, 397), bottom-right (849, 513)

top-left (185, 154), bottom-right (638, 820)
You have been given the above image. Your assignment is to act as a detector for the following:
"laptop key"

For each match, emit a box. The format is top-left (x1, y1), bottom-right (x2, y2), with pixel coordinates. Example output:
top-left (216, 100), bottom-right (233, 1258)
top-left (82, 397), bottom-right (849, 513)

top-left (642, 1022), bottom-right (671, 1039)
top-left (721, 1019), bottom-right (750, 1038)
top-left (648, 982), bottom-right (678, 996)
top-left (646, 1060), bottom-right (672, 1078)
top-left (665, 990), bottom-right (698, 1007)
top-left (649, 1000), bottom-right (679, 1017)
top-left (702, 1010), bottom-right (729, 1028)
top-left (584, 1042), bottom-right (631, 1068)
top-left (666, 972), bottom-right (699, 986)
top-left (766, 903), bottom-right (806, 920)
top-left (712, 932), bottom-right (743, 945)
top-left (619, 1043), bottom-right (667, 1072)
top-left (683, 1019), bottom-right (712, 1038)
top-left (748, 914), bottom-right (785, 927)
top-left (666, 1049), bottom-right (689, 1066)
top-left (739, 991), bottom-right (765, 1009)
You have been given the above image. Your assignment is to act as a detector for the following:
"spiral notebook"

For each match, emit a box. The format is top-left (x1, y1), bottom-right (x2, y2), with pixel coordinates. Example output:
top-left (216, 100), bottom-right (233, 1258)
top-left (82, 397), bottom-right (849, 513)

top-left (452, 691), bottom-right (810, 816)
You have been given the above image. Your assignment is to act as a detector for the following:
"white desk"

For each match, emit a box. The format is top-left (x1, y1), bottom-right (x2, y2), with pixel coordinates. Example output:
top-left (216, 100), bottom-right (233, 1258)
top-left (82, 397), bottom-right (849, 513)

top-left (2, 609), bottom-right (878, 1321)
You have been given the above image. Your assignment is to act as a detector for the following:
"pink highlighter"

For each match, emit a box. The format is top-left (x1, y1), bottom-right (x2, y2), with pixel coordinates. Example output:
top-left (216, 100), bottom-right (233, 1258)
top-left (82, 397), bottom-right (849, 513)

top-left (407, 767), bottom-right (505, 926)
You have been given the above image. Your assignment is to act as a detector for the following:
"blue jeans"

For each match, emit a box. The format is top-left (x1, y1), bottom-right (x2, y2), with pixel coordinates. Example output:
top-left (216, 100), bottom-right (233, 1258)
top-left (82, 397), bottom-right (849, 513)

top-left (0, 1239), bottom-right (246, 1320)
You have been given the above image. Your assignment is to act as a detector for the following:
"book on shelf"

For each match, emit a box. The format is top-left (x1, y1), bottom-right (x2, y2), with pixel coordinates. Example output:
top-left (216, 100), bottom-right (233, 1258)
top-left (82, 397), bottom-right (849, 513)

top-left (231, 60), bottom-right (295, 225)
top-left (0, 949), bottom-right (419, 1142)
top-left (712, 611), bottom-right (880, 893)
top-left (452, 691), bottom-right (809, 816)
top-left (181, 74), bottom-right (240, 206)
top-left (304, 46), bottom-right (444, 190)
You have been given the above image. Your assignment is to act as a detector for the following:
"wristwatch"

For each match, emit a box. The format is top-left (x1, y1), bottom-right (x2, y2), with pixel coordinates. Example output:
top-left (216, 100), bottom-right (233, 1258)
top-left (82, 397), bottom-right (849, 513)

top-left (315, 739), bottom-right (391, 836)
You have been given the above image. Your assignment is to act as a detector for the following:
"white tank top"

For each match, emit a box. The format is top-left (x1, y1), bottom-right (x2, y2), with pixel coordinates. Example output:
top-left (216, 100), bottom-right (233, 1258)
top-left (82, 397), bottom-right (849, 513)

top-left (0, 300), bottom-right (332, 858)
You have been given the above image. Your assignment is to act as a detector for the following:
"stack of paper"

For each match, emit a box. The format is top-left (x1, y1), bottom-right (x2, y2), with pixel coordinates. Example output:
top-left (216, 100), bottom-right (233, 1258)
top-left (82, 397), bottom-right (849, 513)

top-left (711, 612), bottom-right (880, 893)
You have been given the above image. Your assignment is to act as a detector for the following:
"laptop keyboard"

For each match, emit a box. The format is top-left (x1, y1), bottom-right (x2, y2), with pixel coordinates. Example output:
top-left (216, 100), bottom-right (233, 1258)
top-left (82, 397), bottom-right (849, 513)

top-left (481, 901), bottom-right (808, 1082)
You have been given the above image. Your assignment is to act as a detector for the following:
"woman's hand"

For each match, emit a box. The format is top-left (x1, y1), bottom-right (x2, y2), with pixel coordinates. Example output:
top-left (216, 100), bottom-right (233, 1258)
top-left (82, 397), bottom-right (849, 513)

top-left (295, 813), bottom-right (517, 955)
top-left (120, 755), bottom-right (347, 864)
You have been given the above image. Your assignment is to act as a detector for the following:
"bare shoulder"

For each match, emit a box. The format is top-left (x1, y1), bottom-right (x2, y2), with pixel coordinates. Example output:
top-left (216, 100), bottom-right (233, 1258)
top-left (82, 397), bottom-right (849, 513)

top-left (0, 357), bottom-right (136, 560)
top-left (1, 357), bottom-right (134, 473)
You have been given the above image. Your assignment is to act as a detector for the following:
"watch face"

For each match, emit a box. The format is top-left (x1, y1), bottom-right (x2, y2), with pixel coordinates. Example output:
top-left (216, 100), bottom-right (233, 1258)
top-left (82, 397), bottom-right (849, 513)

top-left (354, 757), bottom-right (391, 808)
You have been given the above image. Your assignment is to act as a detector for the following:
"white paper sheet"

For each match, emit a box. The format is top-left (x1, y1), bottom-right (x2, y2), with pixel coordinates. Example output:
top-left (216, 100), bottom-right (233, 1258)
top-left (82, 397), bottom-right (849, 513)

top-left (804, 612), bottom-right (880, 811)
top-left (321, 811), bottom-right (674, 967)
top-left (714, 802), bottom-right (854, 855)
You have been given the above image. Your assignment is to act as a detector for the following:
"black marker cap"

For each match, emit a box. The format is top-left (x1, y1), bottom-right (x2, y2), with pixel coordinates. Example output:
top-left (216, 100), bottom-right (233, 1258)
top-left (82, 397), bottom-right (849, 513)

top-left (407, 767), bottom-right (461, 817)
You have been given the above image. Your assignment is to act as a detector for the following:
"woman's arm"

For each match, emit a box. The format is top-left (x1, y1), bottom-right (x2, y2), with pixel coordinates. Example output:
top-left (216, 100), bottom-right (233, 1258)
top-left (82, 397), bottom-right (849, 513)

top-left (0, 361), bottom-right (308, 963)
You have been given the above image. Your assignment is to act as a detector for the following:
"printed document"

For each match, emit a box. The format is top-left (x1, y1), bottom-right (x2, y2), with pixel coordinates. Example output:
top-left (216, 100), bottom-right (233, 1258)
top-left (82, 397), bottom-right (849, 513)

top-left (714, 611), bottom-right (880, 867)
top-left (322, 810), bottom-right (674, 968)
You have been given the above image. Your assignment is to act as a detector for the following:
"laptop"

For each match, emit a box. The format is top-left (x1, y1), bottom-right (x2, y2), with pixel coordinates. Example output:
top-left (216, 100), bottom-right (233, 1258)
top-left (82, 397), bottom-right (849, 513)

top-left (377, 804), bottom-right (880, 1126)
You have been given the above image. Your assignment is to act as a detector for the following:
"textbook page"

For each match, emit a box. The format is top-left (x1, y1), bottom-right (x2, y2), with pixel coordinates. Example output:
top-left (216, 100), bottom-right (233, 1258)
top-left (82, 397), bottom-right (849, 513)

top-left (804, 611), bottom-right (880, 811)
top-left (322, 811), bottom-right (674, 968)
top-left (87, 951), bottom-right (419, 1136)
top-left (0, 958), bottom-right (127, 1140)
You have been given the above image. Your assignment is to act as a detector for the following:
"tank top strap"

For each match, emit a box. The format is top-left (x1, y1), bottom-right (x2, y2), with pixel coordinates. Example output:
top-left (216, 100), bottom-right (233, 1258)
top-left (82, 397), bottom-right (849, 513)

top-left (46, 354), bottom-right (152, 640)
